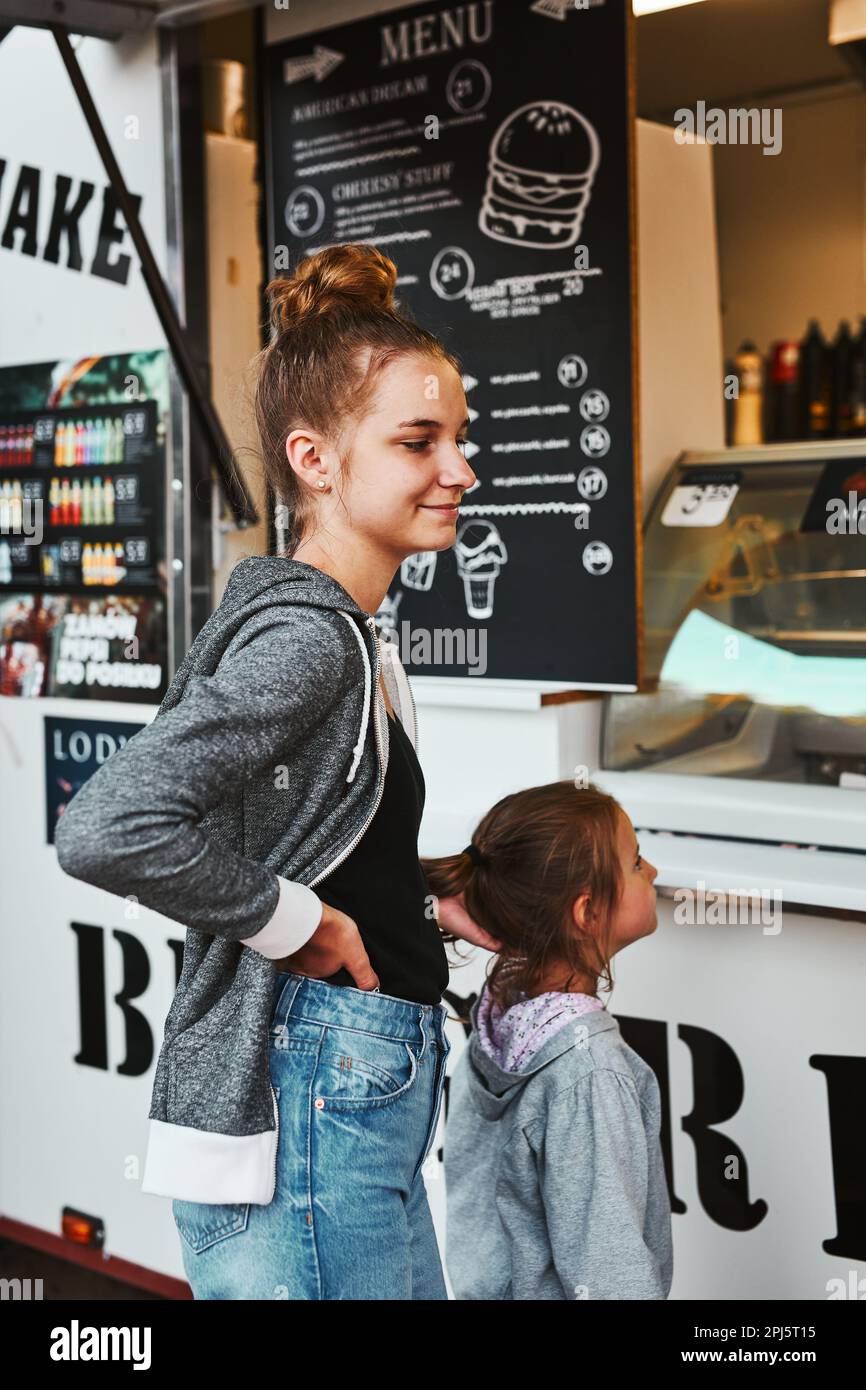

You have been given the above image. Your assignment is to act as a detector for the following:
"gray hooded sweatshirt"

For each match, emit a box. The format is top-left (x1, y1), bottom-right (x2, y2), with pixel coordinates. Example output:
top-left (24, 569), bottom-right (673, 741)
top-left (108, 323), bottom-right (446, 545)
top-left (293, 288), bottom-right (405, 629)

top-left (54, 555), bottom-right (418, 1206)
top-left (443, 985), bottom-right (673, 1300)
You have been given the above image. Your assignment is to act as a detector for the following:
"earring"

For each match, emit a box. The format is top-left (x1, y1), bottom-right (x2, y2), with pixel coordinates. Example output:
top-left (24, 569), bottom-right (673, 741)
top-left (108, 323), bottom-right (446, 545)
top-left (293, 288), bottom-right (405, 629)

top-left (317, 479), bottom-right (327, 489)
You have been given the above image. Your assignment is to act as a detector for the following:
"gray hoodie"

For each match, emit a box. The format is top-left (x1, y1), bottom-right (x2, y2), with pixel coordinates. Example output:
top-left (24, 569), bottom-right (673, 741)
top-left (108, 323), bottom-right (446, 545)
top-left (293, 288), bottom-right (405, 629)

top-left (54, 556), bottom-right (418, 1205)
top-left (443, 985), bottom-right (673, 1300)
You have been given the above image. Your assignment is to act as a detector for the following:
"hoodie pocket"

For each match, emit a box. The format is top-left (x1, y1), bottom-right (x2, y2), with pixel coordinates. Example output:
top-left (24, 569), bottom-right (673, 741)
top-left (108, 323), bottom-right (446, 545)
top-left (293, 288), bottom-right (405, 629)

top-left (172, 1198), bottom-right (250, 1254)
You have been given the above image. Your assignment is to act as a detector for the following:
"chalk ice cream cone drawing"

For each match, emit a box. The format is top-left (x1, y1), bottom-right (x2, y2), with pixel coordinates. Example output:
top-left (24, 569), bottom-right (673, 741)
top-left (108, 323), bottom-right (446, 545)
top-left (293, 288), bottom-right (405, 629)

top-left (401, 551), bottom-right (438, 591)
top-left (480, 100), bottom-right (600, 250)
top-left (454, 520), bottom-right (508, 619)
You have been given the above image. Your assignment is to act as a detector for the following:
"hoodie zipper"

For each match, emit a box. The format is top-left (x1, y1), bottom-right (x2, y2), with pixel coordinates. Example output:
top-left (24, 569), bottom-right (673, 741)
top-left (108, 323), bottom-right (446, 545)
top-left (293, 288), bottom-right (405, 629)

top-left (308, 615), bottom-right (386, 890)
top-left (268, 1081), bottom-right (279, 1201)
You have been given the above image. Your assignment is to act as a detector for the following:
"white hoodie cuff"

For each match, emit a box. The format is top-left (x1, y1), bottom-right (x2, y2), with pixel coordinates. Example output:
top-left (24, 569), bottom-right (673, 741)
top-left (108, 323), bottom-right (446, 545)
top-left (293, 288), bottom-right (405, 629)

top-left (240, 876), bottom-right (324, 959)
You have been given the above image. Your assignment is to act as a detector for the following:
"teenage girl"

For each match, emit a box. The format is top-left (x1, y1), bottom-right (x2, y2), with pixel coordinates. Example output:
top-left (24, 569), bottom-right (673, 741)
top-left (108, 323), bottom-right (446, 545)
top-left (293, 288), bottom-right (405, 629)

top-left (422, 780), bottom-right (674, 1300)
top-left (58, 242), bottom-right (496, 1299)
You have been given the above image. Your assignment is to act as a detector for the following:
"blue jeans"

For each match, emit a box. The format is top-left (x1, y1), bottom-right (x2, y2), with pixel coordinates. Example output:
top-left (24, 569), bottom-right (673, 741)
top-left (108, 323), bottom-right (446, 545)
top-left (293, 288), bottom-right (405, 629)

top-left (172, 971), bottom-right (452, 1299)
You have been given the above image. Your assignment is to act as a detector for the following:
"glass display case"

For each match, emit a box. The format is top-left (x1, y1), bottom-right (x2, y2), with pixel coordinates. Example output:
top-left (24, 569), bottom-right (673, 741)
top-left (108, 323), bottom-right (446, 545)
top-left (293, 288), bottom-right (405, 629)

top-left (602, 442), bottom-right (866, 785)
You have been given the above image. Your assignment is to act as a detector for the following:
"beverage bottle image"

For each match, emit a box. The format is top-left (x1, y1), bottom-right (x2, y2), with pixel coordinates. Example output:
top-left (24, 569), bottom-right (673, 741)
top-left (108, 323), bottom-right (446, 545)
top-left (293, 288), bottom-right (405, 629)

top-left (54, 422), bottom-right (65, 466)
top-left (799, 320), bottom-right (831, 439)
top-left (0, 426), bottom-right (7, 467)
top-left (114, 541), bottom-right (124, 581)
top-left (64, 421), bottom-right (76, 466)
top-left (0, 482), bottom-right (10, 531)
top-left (117, 418), bottom-right (126, 464)
top-left (81, 477), bottom-right (92, 526)
top-left (104, 477), bottom-right (115, 525)
top-left (74, 421), bottom-right (84, 465)
top-left (84, 419), bottom-right (94, 465)
top-left (82, 541), bottom-right (92, 585)
top-left (49, 477), bottom-right (60, 525)
top-left (71, 478), bottom-right (82, 525)
top-left (11, 480), bottom-right (23, 532)
top-left (92, 477), bottom-right (103, 525)
top-left (24, 424), bottom-right (33, 466)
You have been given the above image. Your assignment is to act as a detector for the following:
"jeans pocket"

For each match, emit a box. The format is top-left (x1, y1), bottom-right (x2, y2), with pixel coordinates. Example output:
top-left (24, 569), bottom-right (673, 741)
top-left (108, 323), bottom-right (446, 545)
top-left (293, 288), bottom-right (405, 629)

top-left (172, 1198), bottom-right (251, 1255)
top-left (313, 1027), bottom-right (420, 1110)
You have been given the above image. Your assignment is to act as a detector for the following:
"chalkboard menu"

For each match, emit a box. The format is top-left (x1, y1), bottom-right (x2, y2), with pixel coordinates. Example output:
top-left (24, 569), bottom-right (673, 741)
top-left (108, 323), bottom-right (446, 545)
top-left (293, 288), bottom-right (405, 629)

top-left (265, 0), bottom-right (639, 688)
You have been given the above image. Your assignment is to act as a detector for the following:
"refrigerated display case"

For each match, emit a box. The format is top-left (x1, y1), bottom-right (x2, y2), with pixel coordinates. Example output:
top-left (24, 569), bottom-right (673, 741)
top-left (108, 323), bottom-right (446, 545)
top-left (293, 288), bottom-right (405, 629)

top-left (602, 441), bottom-right (866, 790)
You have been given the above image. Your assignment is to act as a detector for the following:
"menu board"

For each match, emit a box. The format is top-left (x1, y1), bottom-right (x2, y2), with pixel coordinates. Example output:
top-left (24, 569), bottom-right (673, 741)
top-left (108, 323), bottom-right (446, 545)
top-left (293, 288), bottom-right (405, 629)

top-left (265, 0), bottom-right (638, 688)
top-left (0, 351), bottom-right (169, 700)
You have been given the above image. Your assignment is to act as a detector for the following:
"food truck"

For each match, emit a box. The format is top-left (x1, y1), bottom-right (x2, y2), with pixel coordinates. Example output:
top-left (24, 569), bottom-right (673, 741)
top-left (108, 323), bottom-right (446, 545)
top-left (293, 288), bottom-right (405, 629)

top-left (0, 0), bottom-right (863, 1303)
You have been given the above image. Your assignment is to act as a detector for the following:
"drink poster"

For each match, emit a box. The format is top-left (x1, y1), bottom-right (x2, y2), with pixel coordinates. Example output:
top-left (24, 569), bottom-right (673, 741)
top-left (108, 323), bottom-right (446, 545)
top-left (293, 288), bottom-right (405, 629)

top-left (0, 350), bottom-right (169, 700)
top-left (265, 0), bottom-right (639, 688)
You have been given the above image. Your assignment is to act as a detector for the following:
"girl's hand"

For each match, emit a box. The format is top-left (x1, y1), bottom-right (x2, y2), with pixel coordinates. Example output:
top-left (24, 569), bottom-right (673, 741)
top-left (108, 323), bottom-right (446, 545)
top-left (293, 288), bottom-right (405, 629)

top-left (435, 892), bottom-right (502, 952)
top-left (274, 900), bottom-right (381, 991)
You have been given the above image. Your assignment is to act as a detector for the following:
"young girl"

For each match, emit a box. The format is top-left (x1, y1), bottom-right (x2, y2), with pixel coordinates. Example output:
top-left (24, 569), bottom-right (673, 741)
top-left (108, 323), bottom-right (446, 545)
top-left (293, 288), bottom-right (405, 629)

top-left (55, 242), bottom-right (498, 1300)
top-left (422, 780), bottom-right (673, 1301)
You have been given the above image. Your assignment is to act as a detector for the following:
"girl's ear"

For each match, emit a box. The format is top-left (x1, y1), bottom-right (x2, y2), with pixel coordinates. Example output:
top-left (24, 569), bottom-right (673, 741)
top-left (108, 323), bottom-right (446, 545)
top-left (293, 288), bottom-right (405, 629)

top-left (570, 892), bottom-right (593, 933)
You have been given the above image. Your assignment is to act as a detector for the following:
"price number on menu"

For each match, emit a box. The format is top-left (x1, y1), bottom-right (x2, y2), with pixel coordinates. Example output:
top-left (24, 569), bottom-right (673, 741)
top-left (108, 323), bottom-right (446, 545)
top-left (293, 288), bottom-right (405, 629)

top-left (22, 480), bottom-right (43, 500)
top-left (33, 417), bottom-right (55, 443)
top-left (10, 541), bottom-right (30, 563)
top-left (114, 475), bottom-right (138, 502)
top-left (123, 410), bottom-right (147, 438)
top-left (124, 537), bottom-right (149, 564)
top-left (60, 538), bottom-right (82, 562)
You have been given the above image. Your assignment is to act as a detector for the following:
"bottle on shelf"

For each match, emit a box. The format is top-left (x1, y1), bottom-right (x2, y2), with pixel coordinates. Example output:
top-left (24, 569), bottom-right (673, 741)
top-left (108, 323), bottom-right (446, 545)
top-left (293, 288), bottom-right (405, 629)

top-left (799, 320), bottom-right (831, 439)
top-left (830, 320), bottom-right (853, 438)
top-left (767, 340), bottom-right (800, 442)
top-left (732, 341), bottom-right (764, 446)
top-left (849, 317), bottom-right (866, 438)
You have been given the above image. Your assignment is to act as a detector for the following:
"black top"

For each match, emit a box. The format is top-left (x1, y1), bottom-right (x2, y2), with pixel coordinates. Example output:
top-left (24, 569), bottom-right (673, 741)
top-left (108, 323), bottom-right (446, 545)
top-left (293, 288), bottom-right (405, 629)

top-left (316, 707), bottom-right (449, 1005)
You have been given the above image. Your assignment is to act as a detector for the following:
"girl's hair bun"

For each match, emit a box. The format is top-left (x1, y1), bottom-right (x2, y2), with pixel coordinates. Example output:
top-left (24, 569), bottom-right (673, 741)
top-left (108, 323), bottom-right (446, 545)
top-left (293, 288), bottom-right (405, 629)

top-left (267, 243), bottom-right (399, 332)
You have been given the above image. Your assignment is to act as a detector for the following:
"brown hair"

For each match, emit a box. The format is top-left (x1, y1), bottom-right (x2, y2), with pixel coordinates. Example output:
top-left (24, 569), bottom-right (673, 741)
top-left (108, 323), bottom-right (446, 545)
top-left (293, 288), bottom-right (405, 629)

top-left (255, 243), bottom-right (462, 555)
top-left (421, 781), bottom-right (626, 1014)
